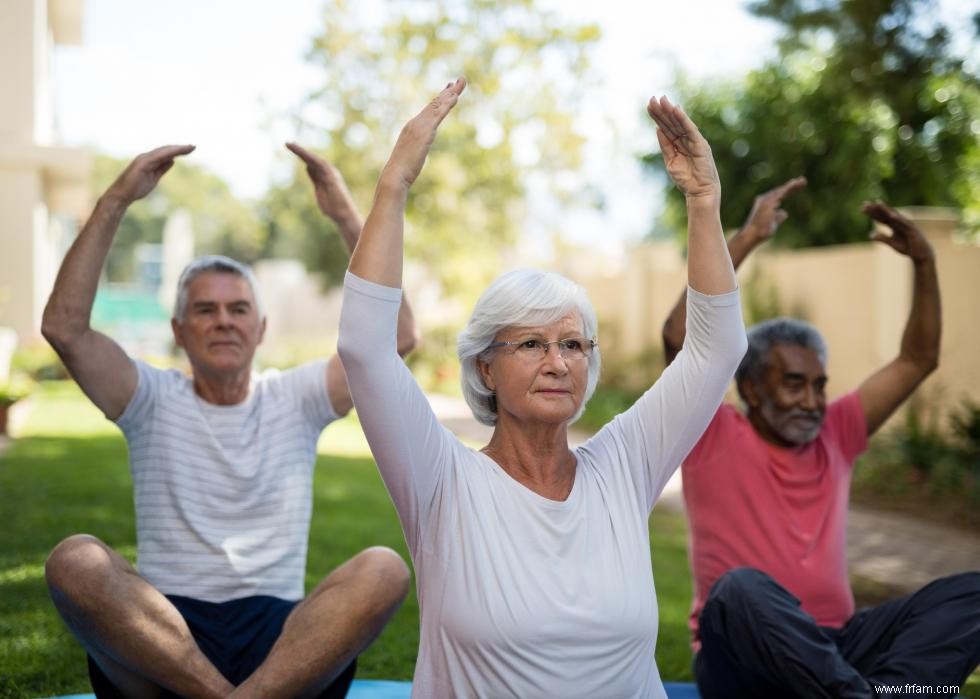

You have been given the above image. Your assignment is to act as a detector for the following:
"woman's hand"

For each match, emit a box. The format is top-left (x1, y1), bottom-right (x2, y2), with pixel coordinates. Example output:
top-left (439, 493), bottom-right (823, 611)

top-left (648, 97), bottom-right (734, 294)
top-left (350, 79), bottom-right (466, 289)
top-left (380, 78), bottom-right (467, 192)
top-left (646, 96), bottom-right (720, 205)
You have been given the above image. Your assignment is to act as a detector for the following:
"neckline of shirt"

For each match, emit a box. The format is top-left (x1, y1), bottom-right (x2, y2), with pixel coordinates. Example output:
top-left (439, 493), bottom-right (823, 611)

top-left (476, 449), bottom-right (582, 510)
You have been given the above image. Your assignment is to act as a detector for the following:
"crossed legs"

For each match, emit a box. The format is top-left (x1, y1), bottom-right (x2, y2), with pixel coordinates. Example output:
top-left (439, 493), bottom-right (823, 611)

top-left (696, 567), bottom-right (980, 699)
top-left (45, 534), bottom-right (410, 699)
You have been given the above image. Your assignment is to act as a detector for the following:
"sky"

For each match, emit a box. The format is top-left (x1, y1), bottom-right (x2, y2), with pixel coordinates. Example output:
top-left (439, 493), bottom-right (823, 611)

top-left (50, 0), bottom-right (974, 258)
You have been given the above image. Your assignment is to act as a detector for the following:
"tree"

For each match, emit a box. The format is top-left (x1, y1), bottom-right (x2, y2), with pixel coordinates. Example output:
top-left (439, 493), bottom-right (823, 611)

top-left (93, 154), bottom-right (263, 283)
top-left (259, 159), bottom-right (352, 290)
top-left (645, 0), bottom-right (979, 247)
top-left (263, 0), bottom-right (599, 302)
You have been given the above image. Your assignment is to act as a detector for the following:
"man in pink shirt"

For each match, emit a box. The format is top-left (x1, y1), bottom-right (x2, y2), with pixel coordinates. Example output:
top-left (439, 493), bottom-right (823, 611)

top-left (662, 179), bottom-right (980, 697)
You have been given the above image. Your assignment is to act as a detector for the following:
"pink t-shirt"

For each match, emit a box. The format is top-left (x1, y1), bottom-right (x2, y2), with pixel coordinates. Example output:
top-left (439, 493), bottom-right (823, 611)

top-left (682, 391), bottom-right (868, 650)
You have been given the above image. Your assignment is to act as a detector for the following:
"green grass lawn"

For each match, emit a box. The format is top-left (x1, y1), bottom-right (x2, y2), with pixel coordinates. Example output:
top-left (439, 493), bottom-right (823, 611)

top-left (1, 383), bottom-right (977, 697)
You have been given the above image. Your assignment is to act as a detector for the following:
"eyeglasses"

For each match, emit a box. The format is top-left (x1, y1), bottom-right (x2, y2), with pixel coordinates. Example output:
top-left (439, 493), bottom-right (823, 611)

top-left (487, 337), bottom-right (597, 362)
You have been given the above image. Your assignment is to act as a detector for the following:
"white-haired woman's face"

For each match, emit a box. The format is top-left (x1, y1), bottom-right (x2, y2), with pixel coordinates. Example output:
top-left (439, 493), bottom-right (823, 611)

top-left (477, 312), bottom-right (590, 427)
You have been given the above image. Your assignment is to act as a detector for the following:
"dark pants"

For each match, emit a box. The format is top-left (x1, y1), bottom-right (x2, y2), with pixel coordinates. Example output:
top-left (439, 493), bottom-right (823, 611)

top-left (695, 568), bottom-right (980, 699)
top-left (88, 594), bottom-right (356, 698)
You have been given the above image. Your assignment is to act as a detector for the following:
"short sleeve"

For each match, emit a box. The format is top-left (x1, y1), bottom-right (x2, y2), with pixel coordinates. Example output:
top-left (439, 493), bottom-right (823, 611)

top-left (264, 360), bottom-right (338, 432)
top-left (114, 359), bottom-right (162, 440)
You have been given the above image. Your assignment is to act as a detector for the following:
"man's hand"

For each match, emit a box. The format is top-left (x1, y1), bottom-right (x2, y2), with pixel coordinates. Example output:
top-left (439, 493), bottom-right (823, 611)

top-left (286, 143), bottom-right (359, 224)
top-left (647, 96), bottom-right (720, 204)
top-left (740, 176), bottom-right (807, 244)
top-left (862, 200), bottom-right (934, 263)
top-left (39, 146), bottom-right (192, 419)
top-left (106, 145), bottom-right (195, 206)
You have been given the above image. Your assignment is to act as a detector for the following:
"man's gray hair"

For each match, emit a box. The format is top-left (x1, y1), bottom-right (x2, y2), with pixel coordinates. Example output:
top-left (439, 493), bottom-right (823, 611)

top-left (173, 255), bottom-right (265, 321)
top-left (735, 316), bottom-right (827, 391)
top-left (457, 268), bottom-right (601, 426)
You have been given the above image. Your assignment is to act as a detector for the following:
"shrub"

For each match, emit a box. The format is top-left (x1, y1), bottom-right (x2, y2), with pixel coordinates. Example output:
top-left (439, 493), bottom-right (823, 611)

top-left (949, 399), bottom-right (980, 467)
top-left (0, 374), bottom-right (36, 404)
top-left (854, 398), bottom-right (980, 529)
top-left (893, 400), bottom-right (950, 477)
top-left (10, 344), bottom-right (69, 381)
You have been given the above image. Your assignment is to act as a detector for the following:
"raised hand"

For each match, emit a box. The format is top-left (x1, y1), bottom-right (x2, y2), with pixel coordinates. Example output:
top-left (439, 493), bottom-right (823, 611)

top-left (285, 143), bottom-right (359, 223)
top-left (647, 96), bottom-right (719, 203)
top-left (380, 78), bottom-right (466, 191)
top-left (349, 79), bottom-right (466, 289)
top-left (862, 200), bottom-right (933, 263)
top-left (106, 145), bottom-right (195, 205)
top-left (741, 176), bottom-right (808, 242)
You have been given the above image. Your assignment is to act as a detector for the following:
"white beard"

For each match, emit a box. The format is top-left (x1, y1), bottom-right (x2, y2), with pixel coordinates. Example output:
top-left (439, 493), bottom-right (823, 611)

top-left (759, 397), bottom-right (823, 445)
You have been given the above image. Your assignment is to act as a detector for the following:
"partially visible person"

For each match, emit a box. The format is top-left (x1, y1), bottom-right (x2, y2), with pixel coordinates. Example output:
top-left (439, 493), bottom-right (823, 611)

top-left (662, 180), bottom-right (980, 697)
top-left (41, 143), bottom-right (416, 698)
top-left (337, 79), bottom-right (747, 698)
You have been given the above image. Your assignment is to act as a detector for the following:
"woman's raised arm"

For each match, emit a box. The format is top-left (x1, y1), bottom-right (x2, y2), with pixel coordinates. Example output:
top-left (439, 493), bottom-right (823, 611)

top-left (338, 81), bottom-right (468, 552)
top-left (646, 96), bottom-right (735, 296)
top-left (348, 78), bottom-right (466, 289)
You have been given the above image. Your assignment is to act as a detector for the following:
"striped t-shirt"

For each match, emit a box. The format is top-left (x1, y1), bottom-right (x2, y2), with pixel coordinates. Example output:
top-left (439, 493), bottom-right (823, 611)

top-left (115, 359), bottom-right (337, 602)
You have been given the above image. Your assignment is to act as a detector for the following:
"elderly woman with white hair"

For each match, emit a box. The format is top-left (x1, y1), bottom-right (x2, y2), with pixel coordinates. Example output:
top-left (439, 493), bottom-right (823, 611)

top-left (338, 79), bottom-right (747, 698)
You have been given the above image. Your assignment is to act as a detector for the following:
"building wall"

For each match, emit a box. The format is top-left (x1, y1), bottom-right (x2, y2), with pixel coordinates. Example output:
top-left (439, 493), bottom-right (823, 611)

top-left (927, 219), bottom-right (980, 414)
top-left (579, 209), bottom-right (979, 425)
top-left (0, 172), bottom-right (44, 335)
top-left (0, 0), bottom-right (90, 344)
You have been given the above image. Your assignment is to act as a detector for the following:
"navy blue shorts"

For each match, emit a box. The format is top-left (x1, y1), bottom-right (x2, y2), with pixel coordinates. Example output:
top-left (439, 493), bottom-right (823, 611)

top-left (87, 594), bottom-right (356, 697)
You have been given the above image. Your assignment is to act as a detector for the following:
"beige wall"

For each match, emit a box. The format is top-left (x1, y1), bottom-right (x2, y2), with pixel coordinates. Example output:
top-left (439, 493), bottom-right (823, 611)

top-left (926, 215), bottom-right (980, 415)
top-left (253, 259), bottom-right (344, 348)
top-left (0, 171), bottom-right (44, 335)
top-left (0, 0), bottom-right (90, 343)
top-left (579, 209), bottom-right (979, 425)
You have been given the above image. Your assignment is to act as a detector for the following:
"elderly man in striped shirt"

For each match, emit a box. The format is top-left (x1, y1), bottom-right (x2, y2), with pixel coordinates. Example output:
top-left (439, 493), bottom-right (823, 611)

top-left (41, 144), bottom-right (416, 699)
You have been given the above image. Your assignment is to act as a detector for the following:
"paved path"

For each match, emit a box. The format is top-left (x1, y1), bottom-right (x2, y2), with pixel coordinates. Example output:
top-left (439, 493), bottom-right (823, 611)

top-left (844, 506), bottom-right (980, 592)
top-left (428, 393), bottom-right (979, 597)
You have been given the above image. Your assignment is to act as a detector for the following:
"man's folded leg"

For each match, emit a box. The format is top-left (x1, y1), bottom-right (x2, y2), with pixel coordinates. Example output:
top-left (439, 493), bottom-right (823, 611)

top-left (836, 571), bottom-right (980, 688)
top-left (229, 546), bottom-right (410, 699)
top-left (695, 567), bottom-right (874, 699)
top-left (45, 534), bottom-right (233, 698)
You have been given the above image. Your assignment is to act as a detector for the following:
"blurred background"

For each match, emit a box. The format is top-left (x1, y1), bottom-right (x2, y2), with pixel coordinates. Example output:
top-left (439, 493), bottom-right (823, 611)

top-left (1, 1), bottom-right (979, 694)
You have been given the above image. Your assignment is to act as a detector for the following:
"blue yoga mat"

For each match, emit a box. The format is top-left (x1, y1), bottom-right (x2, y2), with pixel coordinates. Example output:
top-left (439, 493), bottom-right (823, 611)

top-left (47, 678), bottom-right (701, 698)
top-left (664, 683), bottom-right (702, 699)
top-left (42, 682), bottom-right (408, 699)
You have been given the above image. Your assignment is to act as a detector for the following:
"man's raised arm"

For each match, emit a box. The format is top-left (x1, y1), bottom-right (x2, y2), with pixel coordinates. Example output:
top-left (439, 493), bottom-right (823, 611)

top-left (42, 145), bottom-right (195, 419)
top-left (857, 201), bottom-right (941, 436)
top-left (661, 176), bottom-right (807, 365)
top-left (286, 143), bottom-right (420, 416)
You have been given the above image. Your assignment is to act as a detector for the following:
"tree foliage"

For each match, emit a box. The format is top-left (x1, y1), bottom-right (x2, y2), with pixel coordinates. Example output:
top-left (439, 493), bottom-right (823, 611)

top-left (258, 160), bottom-right (352, 290)
top-left (264, 0), bottom-right (599, 301)
top-left (645, 0), bottom-right (979, 247)
top-left (93, 154), bottom-right (262, 282)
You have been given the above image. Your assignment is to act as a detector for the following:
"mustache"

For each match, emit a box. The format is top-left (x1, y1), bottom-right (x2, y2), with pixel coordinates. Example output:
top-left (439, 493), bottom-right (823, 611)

top-left (785, 408), bottom-right (822, 423)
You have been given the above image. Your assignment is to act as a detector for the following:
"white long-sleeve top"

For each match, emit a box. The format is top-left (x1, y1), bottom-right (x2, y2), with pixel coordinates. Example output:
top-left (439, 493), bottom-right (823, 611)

top-left (339, 272), bottom-right (746, 698)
